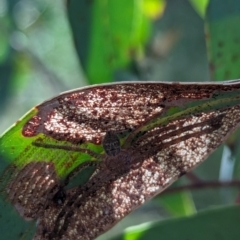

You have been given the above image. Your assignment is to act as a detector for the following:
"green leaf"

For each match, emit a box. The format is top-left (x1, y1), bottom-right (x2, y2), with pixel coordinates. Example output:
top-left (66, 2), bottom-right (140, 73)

top-left (189, 0), bottom-right (209, 17)
top-left (206, 0), bottom-right (240, 81)
top-left (0, 189), bottom-right (35, 239)
top-left (2, 81), bottom-right (240, 239)
top-left (0, 153), bottom-right (35, 239)
top-left (111, 205), bottom-right (240, 240)
top-left (142, 0), bottom-right (166, 19)
top-left (67, 0), bottom-right (151, 84)
top-left (0, 108), bottom-right (100, 178)
top-left (206, 0), bottom-right (240, 192)
top-left (0, 24), bottom-right (9, 63)
top-left (157, 187), bottom-right (196, 217)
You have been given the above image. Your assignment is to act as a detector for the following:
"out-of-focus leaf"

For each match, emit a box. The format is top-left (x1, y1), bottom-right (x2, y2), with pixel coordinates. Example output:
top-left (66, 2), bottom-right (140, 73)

top-left (157, 186), bottom-right (196, 216)
top-left (142, 0), bottom-right (166, 19)
top-left (0, 156), bottom-right (36, 239)
top-left (0, 51), bottom-right (31, 113)
top-left (231, 127), bottom-right (240, 183)
top-left (206, 0), bottom-right (240, 81)
top-left (0, 8), bottom-right (31, 113)
top-left (0, 15), bottom-right (13, 113)
top-left (189, 0), bottom-right (209, 17)
top-left (0, 24), bottom-right (9, 63)
top-left (0, 54), bottom-right (13, 114)
top-left (67, 0), bottom-right (151, 84)
top-left (191, 146), bottom-right (225, 208)
top-left (111, 205), bottom-right (240, 240)
top-left (11, 53), bottom-right (31, 91)
top-left (206, 0), bottom-right (240, 186)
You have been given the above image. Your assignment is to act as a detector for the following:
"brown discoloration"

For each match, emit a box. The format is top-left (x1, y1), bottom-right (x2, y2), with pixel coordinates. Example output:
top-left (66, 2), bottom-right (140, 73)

top-left (7, 162), bottom-right (60, 221)
top-left (22, 83), bottom-right (240, 145)
top-left (23, 116), bottom-right (42, 137)
top-left (5, 81), bottom-right (240, 239)
top-left (32, 106), bottom-right (240, 239)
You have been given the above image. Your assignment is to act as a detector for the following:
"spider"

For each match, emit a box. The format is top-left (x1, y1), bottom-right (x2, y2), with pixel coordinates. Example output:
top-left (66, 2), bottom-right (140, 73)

top-left (46, 131), bottom-right (139, 239)
top-left (6, 111), bottom-right (225, 239)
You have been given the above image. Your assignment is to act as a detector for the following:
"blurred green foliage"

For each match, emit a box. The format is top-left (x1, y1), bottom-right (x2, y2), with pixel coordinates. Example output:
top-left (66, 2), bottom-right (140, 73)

top-left (67, 0), bottom-right (151, 84)
top-left (189, 0), bottom-right (209, 17)
top-left (206, 0), bottom-right (240, 81)
top-left (112, 205), bottom-right (240, 240)
top-left (1, 0), bottom-right (240, 239)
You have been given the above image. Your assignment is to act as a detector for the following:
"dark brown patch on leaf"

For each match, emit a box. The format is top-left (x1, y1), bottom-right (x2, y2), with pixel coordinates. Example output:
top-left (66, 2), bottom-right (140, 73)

top-left (5, 81), bottom-right (240, 240)
top-left (31, 106), bottom-right (240, 240)
top-left (22, 83), bottom-right (240, 145)
top-left (7, 162), bottom-right (60, 221)
top-left (22, 116), bottom-right (42, 137)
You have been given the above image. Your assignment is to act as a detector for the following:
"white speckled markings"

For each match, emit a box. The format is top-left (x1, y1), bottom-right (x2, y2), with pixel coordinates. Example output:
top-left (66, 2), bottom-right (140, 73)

top-left (7, 162), bottom-right (60, 221)
top-left (3, 80), bottom-right (240, 240)
top-left (33, 106), bottom-right (240, 240)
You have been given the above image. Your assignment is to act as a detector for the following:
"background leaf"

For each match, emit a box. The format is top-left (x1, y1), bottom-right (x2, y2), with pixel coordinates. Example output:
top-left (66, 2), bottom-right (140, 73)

top-left (189, 0), bottom-right (209, 17)
top-left (206, 0), bottom-right (240, 81)
top-left (206, 0), bottom-right (240, 205)
top-left (111, 205), bottom-right (240, 240)
top-left (67, 0), bottom-right (151, 84)
top-left (157, 185), bottom-right (196, 216)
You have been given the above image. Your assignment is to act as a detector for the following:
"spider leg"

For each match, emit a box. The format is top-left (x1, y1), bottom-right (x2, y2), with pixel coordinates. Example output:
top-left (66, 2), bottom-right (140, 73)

top-left (32, 141), bottom-right (103, 159)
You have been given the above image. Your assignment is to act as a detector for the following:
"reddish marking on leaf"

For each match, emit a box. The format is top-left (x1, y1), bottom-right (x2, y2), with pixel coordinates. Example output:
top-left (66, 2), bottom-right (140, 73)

top-left (4, 81), bottom-right (240, 240)
top-left (22, 83), bottom-right (238, 145)
top-left (22, 116), bottom-right (42, 137)
top-left (6, 162), bottom-right (60, 221)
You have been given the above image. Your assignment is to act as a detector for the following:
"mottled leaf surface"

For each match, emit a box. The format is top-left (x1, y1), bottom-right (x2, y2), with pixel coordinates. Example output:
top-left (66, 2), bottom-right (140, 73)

top-left (206, 0), bottom-right (240, 80)
top-left (1, 81), bottom-right (240, 239)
